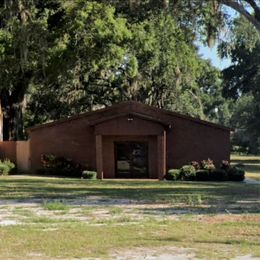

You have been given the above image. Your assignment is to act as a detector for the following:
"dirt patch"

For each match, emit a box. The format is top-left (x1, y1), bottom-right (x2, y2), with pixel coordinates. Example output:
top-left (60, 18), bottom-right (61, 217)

top-left (0, 220), bottom-right (19, 226)
top-left (110, 246), bottom-right (195, 260)
top-left (198, 214), bottom-right (260, 224)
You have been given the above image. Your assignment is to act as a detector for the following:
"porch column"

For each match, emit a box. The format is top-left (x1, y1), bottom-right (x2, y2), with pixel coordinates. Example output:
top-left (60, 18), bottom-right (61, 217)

top-left (96, 135), bottom-right (103, 179)
top-left (157, 130), bottom-right (166, 180)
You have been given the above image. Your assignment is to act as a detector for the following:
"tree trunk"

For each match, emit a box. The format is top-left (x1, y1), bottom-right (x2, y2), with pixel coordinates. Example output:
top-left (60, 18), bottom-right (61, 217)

top-left (1, 97), bottom-right (25, 141)
top-left (1, 84), bottom-right (27, 141)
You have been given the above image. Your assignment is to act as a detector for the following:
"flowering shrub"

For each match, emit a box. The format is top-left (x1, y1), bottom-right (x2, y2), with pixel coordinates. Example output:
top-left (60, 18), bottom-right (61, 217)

top-left (191, 161), bottom-right (200, 170)
top-left (220, 160), bottom-right (230, 170)
top-left (201, 158), bottom-right (215, 171)
top-left (166, 158), bottom-right (244, 182)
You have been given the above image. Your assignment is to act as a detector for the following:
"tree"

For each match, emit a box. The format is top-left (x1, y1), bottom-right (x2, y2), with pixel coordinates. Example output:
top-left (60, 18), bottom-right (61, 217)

top-left (221, 0), bottom-right (260, 31)
top-left (220, 16), bottom-right (260, 153)
top-left (0, 0), bottom-right (239, 137)
top-left (116, 0), bottom-right (260, 31)
top-left (0, 0), bottom-right (56, 140)
top-left (24, 1), bottom-right (132, 126)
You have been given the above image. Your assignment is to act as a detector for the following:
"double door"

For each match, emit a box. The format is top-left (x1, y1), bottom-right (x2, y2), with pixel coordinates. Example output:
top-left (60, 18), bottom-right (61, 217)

top-left (115, 142), bottom-right (148, 178)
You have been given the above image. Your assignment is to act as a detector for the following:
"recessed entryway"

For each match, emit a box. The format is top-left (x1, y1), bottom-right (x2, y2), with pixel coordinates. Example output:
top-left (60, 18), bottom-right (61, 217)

top-left (114, 141), bottom-right (148, 178)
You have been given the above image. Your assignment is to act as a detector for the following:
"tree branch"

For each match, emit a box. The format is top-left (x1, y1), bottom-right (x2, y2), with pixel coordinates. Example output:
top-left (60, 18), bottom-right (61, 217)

top-left (221, 0), bottom-right (260, 30)
top-left (244, 0), bottom-right (260, 12)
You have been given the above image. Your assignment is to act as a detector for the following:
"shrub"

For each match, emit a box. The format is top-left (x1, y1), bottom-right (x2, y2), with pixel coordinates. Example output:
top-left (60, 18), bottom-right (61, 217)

top-left (191, 161), bottom-right (200, 170)
top-left (82, 170), bottom-right (97, 180)
top-left (36, 168), bottom-right (55, 176)
top-left (0, 164), bottom-right (10, 175)
top-left (195, 169), bottom-right (210, 181)
top-left (228, 167), bottom-right (245, 182)
top-left (165, 169), bottom-right (181, 181)
top-left (39, 154), bottom-right (87, 177)
top-left (0, 159), bottom-right (16, 176)
top-left (180, 165), bottom-right (196, 180)
top-left (201, 158), bottom-right (215, 171)
top-left (220, 160), bottom-right (230, 171)
top-left (209, 169), bottom-right (228, 181)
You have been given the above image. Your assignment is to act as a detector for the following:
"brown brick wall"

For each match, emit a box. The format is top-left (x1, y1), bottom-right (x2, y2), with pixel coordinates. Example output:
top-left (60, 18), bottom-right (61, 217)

top-left (29, 118), bottom-right (96, 171)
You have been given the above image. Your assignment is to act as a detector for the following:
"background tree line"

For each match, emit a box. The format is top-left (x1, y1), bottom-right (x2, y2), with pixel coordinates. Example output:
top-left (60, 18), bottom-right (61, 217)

top-left (0, 0), bottom-right (259, 154)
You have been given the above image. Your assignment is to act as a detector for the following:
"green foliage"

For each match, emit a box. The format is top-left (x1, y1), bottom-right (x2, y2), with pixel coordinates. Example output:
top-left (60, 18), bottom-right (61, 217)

top-left (180, 165), bottom-right (196, 180)
top-left (195, 170), bottom-right (210, 181)
top-left (165, 169), bottom-right (180, 181)
top-left (25, 1), bottom-right (132, 126)
top-left (0, 164), bottom-right (10, 175)
top-left (209, 169), bottom-right (228, 181)
top-left (228, 167), bottom-right (245, 182)
top-left (1, 0), bottom-right (254, 142)
top-left (220, 17), bottom-right (260, 154)
top-left (82, 171), bottom-right (97, 180)
top-left (0, 159), bottom-right (15, 175)
top-left (24, 5), bottom-right (225, 126)
top-left (40, 154), bottom-right (87, 177)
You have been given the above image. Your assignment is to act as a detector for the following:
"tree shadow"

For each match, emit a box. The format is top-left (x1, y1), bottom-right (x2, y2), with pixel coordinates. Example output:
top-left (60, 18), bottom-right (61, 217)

top-left (0, 177), bottom-right (259, 215)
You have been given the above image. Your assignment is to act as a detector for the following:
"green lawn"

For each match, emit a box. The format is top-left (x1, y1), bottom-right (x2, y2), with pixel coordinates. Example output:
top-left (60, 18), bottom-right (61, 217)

top-left (0, 156), bottom-right (259, 259)
top-left (231, 154), bottom-right (260, 181)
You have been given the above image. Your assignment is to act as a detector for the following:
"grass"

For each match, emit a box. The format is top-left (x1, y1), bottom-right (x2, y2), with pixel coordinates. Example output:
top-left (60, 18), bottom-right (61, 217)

top-left (0, 217), bottom-right (259, 259)
top-left (43, 200), bottom-right (69, 211)
top-left (0, 155), bottom-right (259, 258)
top-left (231, 154), bottom-right (260, 181)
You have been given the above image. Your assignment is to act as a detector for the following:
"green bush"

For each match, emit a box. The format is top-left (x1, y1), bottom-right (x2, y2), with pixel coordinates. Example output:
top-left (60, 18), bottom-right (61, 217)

top-left (209, 169), bottom-right (228, 181)
top-left (220, 160), bottom-right (230, 171)
top-left (180, 165), bottom-right (196, 180)
top-left (195, 169), bottom-right (210, 181)
top-left (165, 169), bottom-right (181, 181)
top-left (228, 167), bottom-right (245, 181)
top-left (0, 164), bottom-right (10, 175)
top-left (0, 159), bottom-right (16, 176)
top-left (82, 170), bottom-right (97, 180)
top-left (39, 154), bottom-right (87, 177)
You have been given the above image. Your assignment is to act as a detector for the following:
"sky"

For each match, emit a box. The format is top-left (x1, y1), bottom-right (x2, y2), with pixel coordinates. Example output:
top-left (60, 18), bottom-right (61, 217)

top-left (198, 44), bottom-right (231, 70)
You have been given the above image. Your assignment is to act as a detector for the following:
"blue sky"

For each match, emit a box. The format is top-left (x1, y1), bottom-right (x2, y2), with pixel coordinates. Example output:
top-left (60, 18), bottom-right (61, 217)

top-left (198, 44), bottom-right (231, 70)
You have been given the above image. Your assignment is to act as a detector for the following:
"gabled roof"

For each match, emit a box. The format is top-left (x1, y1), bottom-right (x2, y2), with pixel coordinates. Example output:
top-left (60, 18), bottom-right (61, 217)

top-left (88, 112), bottom-right (171, 128)
top-left (27, 101), bottom-right (231, 132)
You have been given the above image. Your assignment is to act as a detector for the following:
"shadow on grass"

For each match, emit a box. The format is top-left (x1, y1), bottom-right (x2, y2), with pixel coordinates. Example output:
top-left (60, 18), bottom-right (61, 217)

top-left (194, 239), bottom-right (260, 246)
top-left (232, 157), bottom-right (260, 174)
top-left (0, 176), bottom-right (259, 214)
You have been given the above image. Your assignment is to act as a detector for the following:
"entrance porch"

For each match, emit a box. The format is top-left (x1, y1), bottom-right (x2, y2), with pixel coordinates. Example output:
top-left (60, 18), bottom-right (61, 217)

top-left (91, 113), bottom-right (169, 179)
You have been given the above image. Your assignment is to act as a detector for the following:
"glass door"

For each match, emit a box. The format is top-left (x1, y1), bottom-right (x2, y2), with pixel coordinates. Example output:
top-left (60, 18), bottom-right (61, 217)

top-left (115, 142), bottom-right (148, 178)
